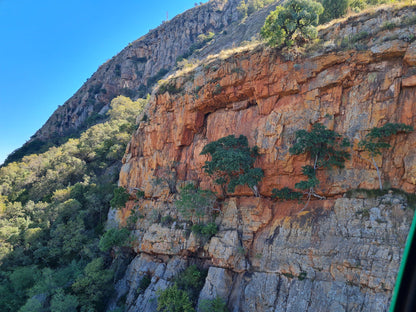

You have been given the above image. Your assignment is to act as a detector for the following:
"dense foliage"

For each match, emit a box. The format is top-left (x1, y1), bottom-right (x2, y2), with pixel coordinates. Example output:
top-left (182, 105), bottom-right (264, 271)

top-left (0, 95), bottom-right (146, 311)
top-left (260, 0), bottom-right (324, 47)
top-left (317, 0), bottom-right (349, 23)
top-left (200, 135), bottom-right (264, 196)
top-left (157, 265), bottom-right (208, 312)
top-left (359, 123), bottom-right (413, 189)
top-left (110, 186), bottom-right (131, 209)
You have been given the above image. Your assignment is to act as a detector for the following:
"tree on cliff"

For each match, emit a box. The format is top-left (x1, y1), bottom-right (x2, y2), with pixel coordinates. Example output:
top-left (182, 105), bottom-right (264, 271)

top-left (200, 135), bottom-right (264, 197)
top-left (317, 0), bottom-right (349, 24)
top-left (359, 123), bottom-right (413, 190)
top-left (260, 0), bottom-right (324, 47)
top-left (272, 124), bottom-right (350, 209)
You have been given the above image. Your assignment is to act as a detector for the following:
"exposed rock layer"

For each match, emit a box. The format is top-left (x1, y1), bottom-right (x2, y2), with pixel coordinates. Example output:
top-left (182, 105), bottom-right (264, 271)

top-left (112, 5), bottom-right (416, 312)
top-left (32, 0), bottom-right (279, 142)
top-left (121, 6), bottom-right (416, 197)
top-left (110, 194), bottom-right (413, 311)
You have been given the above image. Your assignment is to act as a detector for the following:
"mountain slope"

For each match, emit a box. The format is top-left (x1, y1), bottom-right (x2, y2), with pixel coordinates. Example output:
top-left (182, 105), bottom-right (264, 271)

top-left (110, 4), bottom-right (416, 311)
top-left (30, 1), bottom-right (280, 142)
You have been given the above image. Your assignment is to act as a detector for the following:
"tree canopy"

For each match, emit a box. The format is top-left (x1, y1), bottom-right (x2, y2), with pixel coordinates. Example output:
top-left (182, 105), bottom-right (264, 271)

top-left (260, 0), bottom-right (324, 47)
top-left (200, 135), bottom-right (263, 196)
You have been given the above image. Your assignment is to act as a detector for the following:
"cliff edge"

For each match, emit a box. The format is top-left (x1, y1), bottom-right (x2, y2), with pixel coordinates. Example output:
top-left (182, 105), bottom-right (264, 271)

top-left (111, 5), bottom-right (416, 311)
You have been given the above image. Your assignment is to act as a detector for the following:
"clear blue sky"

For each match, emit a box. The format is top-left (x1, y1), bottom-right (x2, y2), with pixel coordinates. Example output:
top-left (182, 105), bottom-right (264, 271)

top-left (0, 0), bottom-right (201, 165)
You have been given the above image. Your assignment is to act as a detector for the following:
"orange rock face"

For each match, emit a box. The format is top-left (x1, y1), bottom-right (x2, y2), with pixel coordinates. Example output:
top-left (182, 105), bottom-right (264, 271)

top-left (111, 9), bottom-right (416, 311)
top-left (120, 41), bottom-right (416, 201)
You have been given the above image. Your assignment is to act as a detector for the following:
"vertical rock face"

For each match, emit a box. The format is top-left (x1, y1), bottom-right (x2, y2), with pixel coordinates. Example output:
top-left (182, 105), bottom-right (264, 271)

top-left (121, 6), bottom-right (416, 196)
top-left (31, 0), bottom-right (279, 142)
top-left (110, 6), bottom-right (416, 312)
top-left (110, 195), bottom-right (413, 311)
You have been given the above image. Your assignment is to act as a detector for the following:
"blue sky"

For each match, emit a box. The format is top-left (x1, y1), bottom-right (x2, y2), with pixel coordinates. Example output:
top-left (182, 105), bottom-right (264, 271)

top-left (0, 0), bottom-right (201, 165)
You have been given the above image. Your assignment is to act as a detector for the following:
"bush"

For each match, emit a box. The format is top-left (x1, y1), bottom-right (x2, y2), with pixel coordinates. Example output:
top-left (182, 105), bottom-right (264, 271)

top-left (260, 0), bottom-right (324, 47)
top-left (318, 0), bottom-right (349, 24)
top-left (110, 187), bottom-right (130, 209)
top-left (175, 183), bottom-right (216, 223)
top-left (199, 296), bottom-right (229, 312)
top-left (271, 187), bottom-right (303, 201)
top-left (98, 228), bottom-right (130, 252)
top-left (72, 257), bottom-right (114, 311)
top-left (191, 222), bottom-right (218, 240)
top-left (273, 124), bottom-right (350, 208)
top-left (137, 274), bottom-right (152, 295)
top-left (200, 135), bottom-right (263, 196)
top-left (175, 265), bottom-right (207, 304)
top-left (136, 189), bottom-right (145, 199)
top-left (157, 284), bottom-right (195, 312)
top-left (50, 289), bottom-right (79, 312)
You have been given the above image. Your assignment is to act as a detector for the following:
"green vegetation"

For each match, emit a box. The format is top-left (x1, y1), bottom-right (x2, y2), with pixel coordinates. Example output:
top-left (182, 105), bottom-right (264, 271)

top-left (199, 296), bottom-right (229, 312)
top-left (260, 0), bottom-right (324, 47)
top-left (136, 189), bottom-right (145, 199)
top-left (99, 228), bottom-right (130, 252)
top-left (200, 135), bottom-right (264, 196)
top-left (137, 274), bottom-right (152, 295)
top-left (175, 183), bottom-right (216, 223)
top-left (271, 186), bottom-right (303, 201)
top-left (72, 257), bottom-right (114, 311)
top-left (157, 284), bottom-right (195, 312)
top-left (110, 186), bottom-right (130, 209)
top-left (359, 123), bottom-right (413, 189)
top-left (157, 265), bottom-right (207, 311)
top-left (260, 0), bottom-right (411, 50)
top-left (191, 222), bottom-right (219, 240)
top-left (2, 139), bottom-right (52, 167)
top-left (318, 0), bottom-right (349, 23)
top-left (0, 95), bottom-right (146, 311)
top-left (272, 124), bottom-right (350, 207)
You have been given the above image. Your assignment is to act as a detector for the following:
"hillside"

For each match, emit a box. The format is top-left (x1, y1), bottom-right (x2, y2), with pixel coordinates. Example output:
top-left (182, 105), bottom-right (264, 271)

top-left (0, 1), bottom-right (416, 312)
top-left (110, 4), bottom-right (416, 311)
top-left (3, 0), bottom-right (281, 166)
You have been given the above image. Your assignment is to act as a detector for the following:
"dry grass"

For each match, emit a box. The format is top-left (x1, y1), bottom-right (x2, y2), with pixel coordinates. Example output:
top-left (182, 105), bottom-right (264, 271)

top-left (157, 1), bottom-right (416, 88)
top-left (317, 1), bottom-right (416, 32)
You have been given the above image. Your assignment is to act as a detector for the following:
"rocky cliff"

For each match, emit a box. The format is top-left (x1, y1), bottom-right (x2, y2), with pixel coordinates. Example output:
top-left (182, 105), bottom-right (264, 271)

top-left (30, 0), bottom-right (279, 143)
top-left (110, 5), bottom-right (416, 312)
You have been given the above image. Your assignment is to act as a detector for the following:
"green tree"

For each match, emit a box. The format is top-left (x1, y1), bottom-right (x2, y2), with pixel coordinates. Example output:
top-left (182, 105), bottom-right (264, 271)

top-left (72, 257), bottom-right (114, 311)
top-left (317, 0), bottom-right (349, 24)
top-left (200, 135), bottom-right (263, 196)
top-left (273, 124), bottom-right (350, 208)
top-left (50, 289), bottom-right (79, 312)
top-left (110, 186), bottom-right (130, 209)
top-left (98, 228), bottom-right (130, 252)
top-left (359, 123), bottom-right (413, 190)
top-left (260, 0), bottom-right (324, 47)
top-left (107, 95), bottom-right (146, 124)
top-left (0, 95), bottom-right (146, 311)
top-left (174, 265), bottom-right (207, 303)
